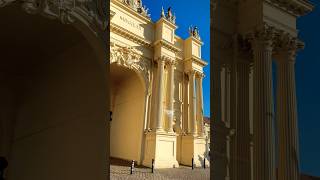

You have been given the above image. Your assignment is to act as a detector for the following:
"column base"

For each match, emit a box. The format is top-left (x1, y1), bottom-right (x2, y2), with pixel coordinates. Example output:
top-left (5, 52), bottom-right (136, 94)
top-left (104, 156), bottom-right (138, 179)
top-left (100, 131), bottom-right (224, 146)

top-left (180, 135), bottom-right (210, 167)
top-left (142, 131), bottom-right (179, 168)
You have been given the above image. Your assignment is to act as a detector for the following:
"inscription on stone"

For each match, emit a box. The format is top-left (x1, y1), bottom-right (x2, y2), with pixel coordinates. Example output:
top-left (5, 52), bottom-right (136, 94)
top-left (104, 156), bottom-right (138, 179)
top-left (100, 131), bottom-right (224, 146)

top-left (120, 16), bottom-right (143, 32)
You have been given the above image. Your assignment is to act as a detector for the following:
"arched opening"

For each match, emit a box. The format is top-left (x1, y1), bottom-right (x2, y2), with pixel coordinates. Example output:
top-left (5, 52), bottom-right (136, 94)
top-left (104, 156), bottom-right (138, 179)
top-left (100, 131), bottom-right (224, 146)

top-left (0, 4), bottom-right (107, 180)
top-left (110, 63), bottom-right (145, 164)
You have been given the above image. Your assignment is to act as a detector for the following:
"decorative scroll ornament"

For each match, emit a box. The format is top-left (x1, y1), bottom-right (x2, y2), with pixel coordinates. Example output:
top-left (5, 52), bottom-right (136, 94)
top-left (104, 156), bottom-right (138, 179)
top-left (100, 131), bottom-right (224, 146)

top-left (272, 30), bottom-right (305, 62)
top-left (123, 0), bottom-right (150, 18)
top-left (189, 25), bottom-right (201, 40)
top-left (161, 6), bottom-right (176, 24)
top-left (0, 0), bottom-right (107, 34)
top-left (110, 44), bottom-right (151, 90)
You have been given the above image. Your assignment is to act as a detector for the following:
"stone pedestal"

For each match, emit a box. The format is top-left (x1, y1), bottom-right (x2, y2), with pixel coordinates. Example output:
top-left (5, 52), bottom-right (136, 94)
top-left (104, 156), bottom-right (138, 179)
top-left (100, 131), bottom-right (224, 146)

top-left (142, 131), bottom-right (179, 168)
top-left (180, 135), bottom-right (209, 167)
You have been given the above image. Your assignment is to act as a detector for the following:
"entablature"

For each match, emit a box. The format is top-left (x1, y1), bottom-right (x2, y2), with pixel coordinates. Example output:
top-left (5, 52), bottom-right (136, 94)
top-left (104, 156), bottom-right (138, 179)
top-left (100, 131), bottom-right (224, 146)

top-left (110, 23), bottom-right (152, 48)
top-left (265, 0), bottom-right (314, 17)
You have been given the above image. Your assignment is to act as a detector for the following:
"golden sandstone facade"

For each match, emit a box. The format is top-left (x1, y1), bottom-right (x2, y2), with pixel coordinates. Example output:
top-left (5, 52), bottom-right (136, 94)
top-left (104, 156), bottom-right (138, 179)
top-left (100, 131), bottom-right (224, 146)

top-left (110, 0), bottom-right (209, 168)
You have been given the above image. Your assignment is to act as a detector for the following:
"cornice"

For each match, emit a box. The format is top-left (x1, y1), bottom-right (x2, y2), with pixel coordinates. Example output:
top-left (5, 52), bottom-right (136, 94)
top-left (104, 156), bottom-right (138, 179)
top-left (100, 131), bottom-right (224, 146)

top-left (187, 36), bottom-right (204, 46)
top-left (263, 16), bottom-right (298, 36)
top-left (110, 22), bottom-right (152, 48)
top-left (265, 0), bottom-right (314, 17)
top-left (156, 17), bottom-right (178, 29)
top-left (184, 56), bottom-right (208, 67)
top-left (153, 39), bottom-right (181, 53)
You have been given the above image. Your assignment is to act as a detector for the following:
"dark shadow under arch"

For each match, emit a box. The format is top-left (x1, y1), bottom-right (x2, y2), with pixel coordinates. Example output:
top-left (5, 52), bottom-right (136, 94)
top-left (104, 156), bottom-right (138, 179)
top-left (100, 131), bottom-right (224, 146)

top-left (0, 4), bottom-right (107, 180)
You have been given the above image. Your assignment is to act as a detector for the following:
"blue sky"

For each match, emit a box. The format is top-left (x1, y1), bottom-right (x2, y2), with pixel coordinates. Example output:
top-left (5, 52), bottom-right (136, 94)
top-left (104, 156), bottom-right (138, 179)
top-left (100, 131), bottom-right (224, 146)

top-left (295, 0), bottom-right (320, 176)
top-left (143, 0), bottom-right (211, 117)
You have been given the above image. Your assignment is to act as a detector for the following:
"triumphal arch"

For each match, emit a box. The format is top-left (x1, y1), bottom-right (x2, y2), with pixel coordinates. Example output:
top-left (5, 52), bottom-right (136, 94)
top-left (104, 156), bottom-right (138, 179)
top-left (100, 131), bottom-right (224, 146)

top-left (212, 0), bottom-right (313, 180)
top-left (110, 0), bottom-right (209, 168)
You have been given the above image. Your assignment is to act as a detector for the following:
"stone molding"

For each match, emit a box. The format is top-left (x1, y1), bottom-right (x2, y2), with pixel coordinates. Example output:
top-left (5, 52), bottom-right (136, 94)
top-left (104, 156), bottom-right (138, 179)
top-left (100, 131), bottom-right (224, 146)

top-left (0, 0), bottom-right (107, 37)
top-left (154, 39), bottom-right (181, 53)
top-left (266, 0), bottom-right (314, 17)
top-left (110, 43), bottom-right (151, 91)
top-left (110, 23), bottom-right (152, 48)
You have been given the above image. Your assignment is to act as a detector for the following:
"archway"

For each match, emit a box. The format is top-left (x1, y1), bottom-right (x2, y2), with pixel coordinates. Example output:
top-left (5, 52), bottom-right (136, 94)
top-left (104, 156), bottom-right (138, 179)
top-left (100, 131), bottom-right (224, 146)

top-left (110, 63), bottom-right (145, 164)
top-left (0, 3), bottom-right (107, 180)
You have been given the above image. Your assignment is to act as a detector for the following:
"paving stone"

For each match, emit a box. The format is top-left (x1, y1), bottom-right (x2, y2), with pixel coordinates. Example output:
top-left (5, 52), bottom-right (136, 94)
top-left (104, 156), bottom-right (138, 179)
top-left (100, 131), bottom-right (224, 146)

top-left (110, 164), bottom-right (210, 180)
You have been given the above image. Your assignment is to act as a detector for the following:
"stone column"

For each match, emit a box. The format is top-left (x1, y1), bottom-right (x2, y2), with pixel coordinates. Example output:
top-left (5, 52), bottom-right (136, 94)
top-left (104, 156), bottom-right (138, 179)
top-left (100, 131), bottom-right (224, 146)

top-left (250, 28), bottom-right (276, 180)
top-left (167, 60), bottom-right (176, 133)
top-left (235, 60), bottom-right (251, 180)
top-left (196, 72), bottom-right (205, 136)
top-left (156, 57), bottom-right (166, 132)
top-left (188, 70), bottom-right (197, 135)
top-left (276, 48), bottom-right (300, 180)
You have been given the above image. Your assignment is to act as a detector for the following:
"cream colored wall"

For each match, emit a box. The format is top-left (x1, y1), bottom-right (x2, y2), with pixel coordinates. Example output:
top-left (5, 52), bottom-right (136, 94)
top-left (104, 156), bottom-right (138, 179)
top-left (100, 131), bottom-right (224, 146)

top-left (7, 41), bottom-right (107, 180)
top-left (110, 66), bottom-right (145, 163)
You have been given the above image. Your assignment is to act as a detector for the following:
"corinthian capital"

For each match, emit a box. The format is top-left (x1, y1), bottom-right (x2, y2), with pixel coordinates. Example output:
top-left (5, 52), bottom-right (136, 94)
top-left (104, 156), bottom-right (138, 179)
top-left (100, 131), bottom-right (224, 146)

top-left (157, 56), bottom-right (170, 63)
top-left (196, 72), bottom-right (205, 78)
top-left (166, 59), bottom-right (177, 66)
top-left (273, 32), bottom-right (305, 63)
top-left (246, 23), bottom-right (276, 50)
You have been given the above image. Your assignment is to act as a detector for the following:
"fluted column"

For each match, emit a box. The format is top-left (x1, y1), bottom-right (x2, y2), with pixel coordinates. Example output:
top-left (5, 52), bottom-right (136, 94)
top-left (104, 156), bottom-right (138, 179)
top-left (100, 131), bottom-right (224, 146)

top-left (188, 70), bottom-right (197, 135)
top-left (196, 72), bottom-right (205, 136)
top-left (156, 57), bottom-right (166, 132)
top-left (251, 28), bottom-right (276, 180)
top-left (276, 49), bottom-right (300, 180)
top-left (235, 60), bottom-right (251, 180)
top-left (167, 60), bottom-right (176, 133)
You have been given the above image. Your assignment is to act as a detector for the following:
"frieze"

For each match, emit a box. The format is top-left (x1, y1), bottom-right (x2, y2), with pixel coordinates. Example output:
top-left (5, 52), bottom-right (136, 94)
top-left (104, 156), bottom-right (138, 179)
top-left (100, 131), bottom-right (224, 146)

top-left (119, 15), bottom-right (143, 32)
top-left (110, 22), bottom-right (152, 48)
top-left (110, 43), bottom-right (151, 91)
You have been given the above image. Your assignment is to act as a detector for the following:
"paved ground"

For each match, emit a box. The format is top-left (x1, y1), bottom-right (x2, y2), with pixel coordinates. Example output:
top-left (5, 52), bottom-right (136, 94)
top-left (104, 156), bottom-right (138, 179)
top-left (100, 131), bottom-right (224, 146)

top-left (110, 158), bottom-right (210, 180)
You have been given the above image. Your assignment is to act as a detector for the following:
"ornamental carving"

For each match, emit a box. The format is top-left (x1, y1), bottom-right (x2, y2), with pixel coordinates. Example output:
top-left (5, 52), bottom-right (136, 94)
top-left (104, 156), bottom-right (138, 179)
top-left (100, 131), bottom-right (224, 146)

top-left (246, 23), bottom-right (276, 49)
top-left (122, 0), bottom-right (150, 19)
top-left (189, 25), bottom-right (201, 40)
top-left (161, 6), bottom-right (176, 24)
top-left (110, 43), bottom-right (151, 91)
top-left (0, 0), bottom-right (107, 35)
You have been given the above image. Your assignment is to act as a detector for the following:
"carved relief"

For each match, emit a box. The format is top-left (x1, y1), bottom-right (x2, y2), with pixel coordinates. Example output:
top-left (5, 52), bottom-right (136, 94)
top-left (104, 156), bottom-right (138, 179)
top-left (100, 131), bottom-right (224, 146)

top-left (0, 0), bottom-right (107, 35)
top-left (110, 43), bottom-right (151, 91)
top-left (122, 0), bottom-right (150, 18)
